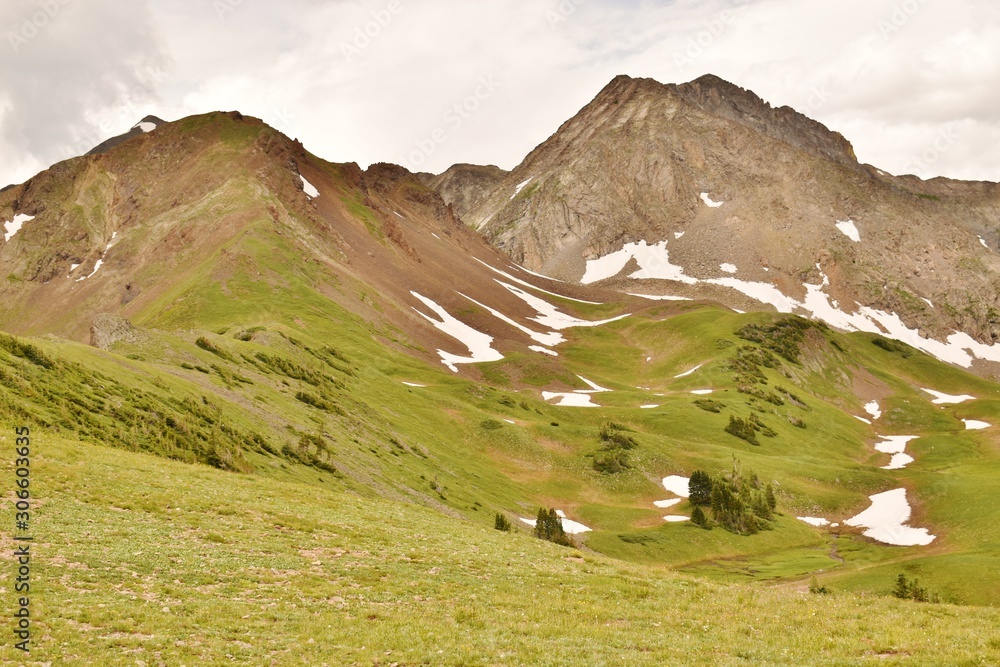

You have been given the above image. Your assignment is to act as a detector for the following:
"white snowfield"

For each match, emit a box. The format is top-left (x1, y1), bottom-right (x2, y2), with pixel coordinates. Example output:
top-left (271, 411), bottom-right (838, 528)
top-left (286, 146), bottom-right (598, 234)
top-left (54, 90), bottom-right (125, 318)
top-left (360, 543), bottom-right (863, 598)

top-left (797, 517), bottom-right (831, 527)
top-left (921, 388), bottom-right (975, 404)
top-left (654, 498), bottom-right (682, 509)
top-left (864, 401), bottom-right (882, 420)
top-left (476, 259), bottom-right (602, 305)
top-left (663, 515), bottom-right (690, 522)
top-left (582, 241), bottom-right (698, 285)
top-left (674, 363), bottom-right (703, 378)
top-left (134, 121), bottom-right (157, 133)
top-left (519, 509), bottom-right (592, 534)
top-left (835, 219), bottom-right (861, 242)
top-left (299, 174), bottom-right (320, 198)
top-left (874, 435), bottom-right (919, 470)
top-left (963, 419), bottom-right (990, 430)
top-left (528, 345), bottom-right (559, 357)
top-left (661, 475), bottom-right (691, 497)
top-left (720, 263), bottom-right (737, 274)
top-left (76, 258), bottom-right (104, 282)
top-left (3, 213), bottom-right (35, 242)
top-left (576, 376), bottom-right (611, 393)
top-left (410, 291), bottom-right (504, 372)
top-left (542, 392), bottom-right (599, 407)
top-left (460, 292), bottom-right (564, 347)
top-left (844, 488), bottom-right (935, 546)
top-left (582, 241), bottom-right (1000, 368)
top-left (497, 281), bottom-right (629, 330)
top-left (700, 193), bottom-right (724, 208)
top-left (690, 389), bottom-right (713, 395)
top-left (510, 177), bottom-right (532, 200)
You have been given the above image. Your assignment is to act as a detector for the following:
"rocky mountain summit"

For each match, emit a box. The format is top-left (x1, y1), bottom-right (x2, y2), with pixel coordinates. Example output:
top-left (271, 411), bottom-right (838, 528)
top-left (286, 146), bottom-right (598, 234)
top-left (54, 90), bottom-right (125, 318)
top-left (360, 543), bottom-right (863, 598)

top-left (431, 74), bottom-right (1000, 374)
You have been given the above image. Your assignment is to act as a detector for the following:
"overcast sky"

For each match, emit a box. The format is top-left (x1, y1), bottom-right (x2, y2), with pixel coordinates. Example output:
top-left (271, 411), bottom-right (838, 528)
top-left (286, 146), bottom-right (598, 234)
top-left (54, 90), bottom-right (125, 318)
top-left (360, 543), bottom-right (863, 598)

top-left (2, 0), bottom-right (999, 187)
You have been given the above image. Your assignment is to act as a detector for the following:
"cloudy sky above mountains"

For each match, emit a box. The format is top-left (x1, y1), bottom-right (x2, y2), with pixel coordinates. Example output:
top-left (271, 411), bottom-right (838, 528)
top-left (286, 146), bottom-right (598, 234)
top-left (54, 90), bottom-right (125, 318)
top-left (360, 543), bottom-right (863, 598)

top-left (1, 0), bottom-right (998, 187)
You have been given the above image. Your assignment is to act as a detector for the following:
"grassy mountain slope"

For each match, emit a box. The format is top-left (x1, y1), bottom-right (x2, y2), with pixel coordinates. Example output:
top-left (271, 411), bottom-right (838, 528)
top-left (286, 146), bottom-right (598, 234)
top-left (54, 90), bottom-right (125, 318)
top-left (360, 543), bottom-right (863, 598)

top-left (2, 434), bottom-right (999, 666)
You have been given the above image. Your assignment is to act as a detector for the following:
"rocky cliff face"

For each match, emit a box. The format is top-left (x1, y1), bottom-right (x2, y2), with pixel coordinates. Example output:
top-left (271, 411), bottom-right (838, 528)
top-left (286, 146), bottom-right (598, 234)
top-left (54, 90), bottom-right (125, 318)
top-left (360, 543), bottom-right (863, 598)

top-left (433, 74), bottom-right (1000, 371)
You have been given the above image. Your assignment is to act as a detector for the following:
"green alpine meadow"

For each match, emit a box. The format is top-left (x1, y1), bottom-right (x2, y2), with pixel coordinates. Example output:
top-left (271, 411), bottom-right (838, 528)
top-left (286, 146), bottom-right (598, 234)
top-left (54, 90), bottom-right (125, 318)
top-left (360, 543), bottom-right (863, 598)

top-left (2, 72), bottom-right (1000, 665)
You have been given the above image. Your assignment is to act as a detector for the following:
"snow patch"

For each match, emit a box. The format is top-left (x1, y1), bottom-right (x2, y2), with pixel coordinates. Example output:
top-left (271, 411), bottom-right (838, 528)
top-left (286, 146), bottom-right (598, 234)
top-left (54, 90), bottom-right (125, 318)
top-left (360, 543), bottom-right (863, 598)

top-left (921, 298), bottom-right (934, 308)
top-left (640, 404), bottom-right (659, 409)
top-left (864, 401), bottom-right (882, 420)
top-left (921, 388), bottom-right (975, 404)
top-left (719, 263), bottom-right (738, 274)
top-left (582, 237), bottom-right (1000, 368)
top-left (844, 488), bottom-right (935, 546)
top-left (662, 475), bottom-right (690, 498)
top-left (393, 211), bottom-right (404, 218)
top-left (504, 419), bottom-right (516, 425)
top-left (963, 419), bottom-right (990, 430)
top-left (582, 240), bottom-right (697, 285)
top-left (654, 498), bottom-right (682, 509)
top-left (460, 292), bottom-right (564, 347)
top-left (3, 213), bottom-right (35, 242)
top-left (835, 219), bottom-right (861, 242)
top-left (854, 416), bottom-right (872, 425)
top-left (410, 291), bottom-right (504, 372)
top-left (874, 435), bottom-right (919, 470)
top-left (529, 345), bottom-right (559, 357)
top-left (134, 121), bottom-right (156, 133)
top-left (401, 382), bottom-right (426, 388)
top-left (690, 389), bottom-right (713, 395)
top-left (797, 517), bottom-right (830, 527)
top-left (980, 236), bottom-right (990, 250)
top-left (519, 510), bottom-right (591, 534)
top-left (674, 364), bottom-right (703, 379)
top-left (542, 392), bottom-right (599, 407)
top-left (576, 376), bottom-right (611, 393)
top-left (674, 231), bottom-right (685, 239)
top-left (299, 175), bottom-right (320, 198)
top-left (510, 177), bottom-right (532, 199)
top-left (663, 515), bottom-right (690, 523)
top-left (700, 193), bottom-right (724, 208)
top-left (497, 281), bottom-right (628, 330)
top-left (75, 259), bottom-right (104, 282)
top-left (476, 259), bottom-right (601, 304)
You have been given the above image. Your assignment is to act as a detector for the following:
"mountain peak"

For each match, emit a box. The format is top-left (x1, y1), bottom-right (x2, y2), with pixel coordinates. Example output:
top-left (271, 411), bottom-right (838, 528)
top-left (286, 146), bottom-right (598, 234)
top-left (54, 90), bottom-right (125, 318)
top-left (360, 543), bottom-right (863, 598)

top-left (675, 74), bottom-right (858, 167)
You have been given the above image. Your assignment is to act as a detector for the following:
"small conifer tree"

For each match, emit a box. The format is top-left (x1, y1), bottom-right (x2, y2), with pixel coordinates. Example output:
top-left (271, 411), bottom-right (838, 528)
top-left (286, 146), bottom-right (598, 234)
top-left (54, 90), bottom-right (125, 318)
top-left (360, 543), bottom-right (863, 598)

top-left (494, 512), bottom-right (512, 532)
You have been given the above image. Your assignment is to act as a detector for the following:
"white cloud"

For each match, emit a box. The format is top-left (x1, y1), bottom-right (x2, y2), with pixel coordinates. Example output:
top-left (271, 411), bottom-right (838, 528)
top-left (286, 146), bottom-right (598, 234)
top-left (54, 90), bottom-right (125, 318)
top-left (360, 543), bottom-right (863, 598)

top-left (1, 0), bottom-right (998, 187)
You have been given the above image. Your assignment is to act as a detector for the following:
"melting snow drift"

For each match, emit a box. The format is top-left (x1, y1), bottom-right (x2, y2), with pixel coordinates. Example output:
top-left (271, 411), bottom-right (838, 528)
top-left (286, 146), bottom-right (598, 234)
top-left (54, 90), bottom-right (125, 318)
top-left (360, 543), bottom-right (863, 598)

top-left (864, 401), bottom-right (882, 420)
top-left (835, 219), bottom-right (861, 242)
top-left (963, 419), bottom-right (990, 430)
top-left (874, 435), bottom-right (919, 470)
top-left (797, 517), bottom-right (831, 527)
top-left (300, 174), bottom-right (320, 198)
top-left (700, 193), bottom-right (724, 208)
top-left (661, 475), bottom-right (691, 498)
top-left (519, 509), bottom-right (591, 534)
top-left (844, 488), bottom-right (935, 546)
top-left (922, 388), bottom-right (975, 405)
top-left (411, 292), bottom-right (504, 372)
top-left (3, 213), bottom-right (35, 242)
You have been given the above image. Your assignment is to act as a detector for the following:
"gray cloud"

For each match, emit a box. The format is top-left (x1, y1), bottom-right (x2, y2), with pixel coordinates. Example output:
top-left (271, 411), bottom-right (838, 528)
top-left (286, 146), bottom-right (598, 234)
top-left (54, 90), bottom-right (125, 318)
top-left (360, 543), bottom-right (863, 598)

top-left (1, 0), bottom-right (998, 186)
top-left (0, 0), bottom-right (169, 184)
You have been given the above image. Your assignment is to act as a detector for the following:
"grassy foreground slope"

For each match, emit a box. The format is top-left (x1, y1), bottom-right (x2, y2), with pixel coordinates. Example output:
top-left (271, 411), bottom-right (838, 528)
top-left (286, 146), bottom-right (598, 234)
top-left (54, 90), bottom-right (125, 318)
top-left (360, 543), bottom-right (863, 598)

top-left (2, 434), bottom-right (999, 666)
